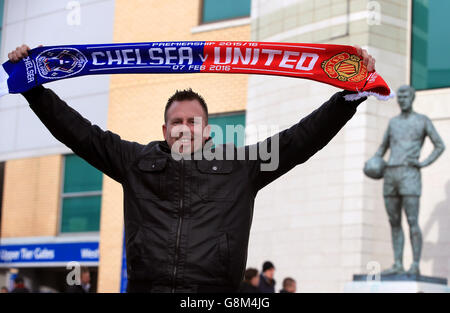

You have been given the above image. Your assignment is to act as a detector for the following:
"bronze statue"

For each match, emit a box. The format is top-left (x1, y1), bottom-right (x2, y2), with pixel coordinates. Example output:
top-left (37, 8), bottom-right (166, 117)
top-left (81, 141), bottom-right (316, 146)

top-left (365, 85), bottom-right (445, 275)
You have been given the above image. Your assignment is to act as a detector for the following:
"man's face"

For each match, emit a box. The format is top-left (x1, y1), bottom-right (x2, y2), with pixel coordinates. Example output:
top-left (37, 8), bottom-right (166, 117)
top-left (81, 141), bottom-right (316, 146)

top-left (397, 88), bottom-right (414, 112)
top-left (163, 99), bottom-right (210, 155)
top-left (81, 272), bottom-right (90, 285)
top-left (250, 275), bottom-right (260, 287)
top-left (286, 282), bottom-right (296, 293)
top-left (264, 268), bottom-right (275, 280)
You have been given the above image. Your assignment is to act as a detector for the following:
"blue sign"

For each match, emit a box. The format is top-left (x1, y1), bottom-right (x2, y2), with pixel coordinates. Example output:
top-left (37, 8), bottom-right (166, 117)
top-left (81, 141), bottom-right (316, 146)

top-left (0, 241), bottom-right (99, 266)
top-left (120, 231), bottom-right (127, 293)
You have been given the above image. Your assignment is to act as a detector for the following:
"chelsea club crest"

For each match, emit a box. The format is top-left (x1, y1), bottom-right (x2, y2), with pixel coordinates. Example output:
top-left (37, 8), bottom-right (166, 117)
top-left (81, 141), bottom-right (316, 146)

top-left (36, 47), bottom-right (87, 79)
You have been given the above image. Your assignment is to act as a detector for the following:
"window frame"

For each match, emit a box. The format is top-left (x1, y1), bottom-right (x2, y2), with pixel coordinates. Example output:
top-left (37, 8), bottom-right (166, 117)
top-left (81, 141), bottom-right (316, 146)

top-left (208, 110), bottom-right (246, 147)
top-left (409, 0), bottom-right (450, 92)
top-left (199, 0), bottom-right (251, 25)
top-left (58, 154), bottom-right (102, 235)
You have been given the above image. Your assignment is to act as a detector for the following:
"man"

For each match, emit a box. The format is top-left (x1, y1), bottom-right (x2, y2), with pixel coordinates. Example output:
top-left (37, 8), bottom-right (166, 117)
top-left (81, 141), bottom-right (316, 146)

top-left (238, 268), bottom-right (260, 293)
top-left (65, 267), bottom-right (93, 293)
top-left (279, 277), bottom-right (296, 293)
top-left (374, 85), bottom-right (445, 275)
top-left (10, 276), bottom-right (30, 293)
top-left (9, 44), bottom-right (374, 293)
top-left (258, 261), bottom-right (276, 293)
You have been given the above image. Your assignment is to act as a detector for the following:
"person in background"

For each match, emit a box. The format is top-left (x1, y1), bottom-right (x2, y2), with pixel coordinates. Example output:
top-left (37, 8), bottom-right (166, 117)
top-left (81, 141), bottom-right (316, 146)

top-left (258, 261), bottom-right (276, 293)
top-left (1, 286), bottom-right (9, 293)
top-left (279, 277), bottom-right (296, 293)
top-left (239, 268), bottom-right (260, 293)
top-left (66, 267), bottom-right (93, 293)
top-left (10, 277), bottom-right (30, 293)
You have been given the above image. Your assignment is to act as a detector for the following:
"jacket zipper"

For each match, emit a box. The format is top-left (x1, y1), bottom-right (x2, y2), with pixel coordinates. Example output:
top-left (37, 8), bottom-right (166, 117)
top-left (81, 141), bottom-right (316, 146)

top-left (172, 157), bottom-right (184, 293)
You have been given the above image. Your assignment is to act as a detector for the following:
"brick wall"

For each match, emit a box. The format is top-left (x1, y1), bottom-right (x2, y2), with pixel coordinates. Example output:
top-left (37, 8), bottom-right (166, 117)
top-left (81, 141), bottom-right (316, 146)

top-left (1, 155), bottom-right (61, 237)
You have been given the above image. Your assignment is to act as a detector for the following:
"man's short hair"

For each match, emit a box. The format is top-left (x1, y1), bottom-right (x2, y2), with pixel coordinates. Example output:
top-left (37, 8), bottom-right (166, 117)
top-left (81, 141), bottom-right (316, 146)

top-left (165, 88), bottom-right (208, 123)
top-left (244, 268), bottom-right (258, 282)
top-left (282, 277), bottom-right (296, 288)
top-left (80, 267), bottom-right (90, 274)
top-left (262, 261), bottom-right (275, 272)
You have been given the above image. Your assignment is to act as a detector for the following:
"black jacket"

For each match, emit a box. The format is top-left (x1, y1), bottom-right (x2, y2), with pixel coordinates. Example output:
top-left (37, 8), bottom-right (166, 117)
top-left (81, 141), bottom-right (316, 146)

top-left (238, 281), bottom-right (260, 293)
top-left (258, 273), bottom-right (275, 293)
top-left (23, 86), bottom-right (366, 293)
top-left (11, 286), bottom-right (30, 293)
top-left (65, 284), bottom-right (92, 293)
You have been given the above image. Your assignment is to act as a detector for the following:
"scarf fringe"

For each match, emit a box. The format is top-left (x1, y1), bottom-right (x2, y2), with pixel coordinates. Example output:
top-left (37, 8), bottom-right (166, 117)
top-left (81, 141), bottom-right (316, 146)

top-left (344, 89), bottom-right (396, 101)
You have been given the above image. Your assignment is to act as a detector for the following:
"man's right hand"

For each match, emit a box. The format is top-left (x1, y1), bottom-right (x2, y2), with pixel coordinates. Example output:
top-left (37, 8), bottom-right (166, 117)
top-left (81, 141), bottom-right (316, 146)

top-left (8, 44), bottom-right (32, 63)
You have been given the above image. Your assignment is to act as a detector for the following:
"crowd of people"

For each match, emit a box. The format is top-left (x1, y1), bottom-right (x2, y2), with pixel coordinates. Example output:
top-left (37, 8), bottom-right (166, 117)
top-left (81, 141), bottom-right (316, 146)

top-left (2, 264), bottom-right (296, 293)
top-left (1, 277), bottom-right (30, 293)
top-left (239, 261), bottom-right (297, 293)
top-left (0, 267), bottom-right (93, 293)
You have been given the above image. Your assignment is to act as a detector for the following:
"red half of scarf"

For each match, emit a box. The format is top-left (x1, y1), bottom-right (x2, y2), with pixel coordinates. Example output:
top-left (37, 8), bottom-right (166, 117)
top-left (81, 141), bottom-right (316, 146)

top-left (200, 41), bottom-right (393, 100)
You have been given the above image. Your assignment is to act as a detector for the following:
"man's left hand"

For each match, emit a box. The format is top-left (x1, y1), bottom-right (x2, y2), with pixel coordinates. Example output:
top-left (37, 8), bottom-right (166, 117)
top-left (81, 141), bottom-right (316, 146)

top-left (354, 45), bottom-right (375, 72)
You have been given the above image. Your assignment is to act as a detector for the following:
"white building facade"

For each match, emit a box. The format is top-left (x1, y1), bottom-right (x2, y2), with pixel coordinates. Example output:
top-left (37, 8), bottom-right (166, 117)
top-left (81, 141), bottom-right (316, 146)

top-left (246, 0), bottom-right (450, 292)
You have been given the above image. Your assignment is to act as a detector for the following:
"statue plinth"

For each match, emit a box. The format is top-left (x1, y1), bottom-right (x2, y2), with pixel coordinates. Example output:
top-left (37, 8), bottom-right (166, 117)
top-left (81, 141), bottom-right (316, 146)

top-left (344, 274), bottom-right (449, 293)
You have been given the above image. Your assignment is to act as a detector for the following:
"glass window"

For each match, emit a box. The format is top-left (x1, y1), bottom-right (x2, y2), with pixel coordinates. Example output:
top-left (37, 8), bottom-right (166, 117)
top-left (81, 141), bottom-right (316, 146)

top-left (61, 196), bottom-right (102, 233)
top-left (209, 112), bottom-right (246, 147)
top-left (60, 155), bottom-right (102, 233)
top-left (411, 0), bottom-right (450, 90)
top-left (202, 0), bottom-right (251, 24)
top-left (63, 154), bottom-right (103, 193)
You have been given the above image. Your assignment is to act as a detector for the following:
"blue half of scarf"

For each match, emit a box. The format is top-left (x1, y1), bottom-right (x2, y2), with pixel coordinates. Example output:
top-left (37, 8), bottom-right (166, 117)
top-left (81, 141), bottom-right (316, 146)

top-left (0, 42), bottom-right (207, 97)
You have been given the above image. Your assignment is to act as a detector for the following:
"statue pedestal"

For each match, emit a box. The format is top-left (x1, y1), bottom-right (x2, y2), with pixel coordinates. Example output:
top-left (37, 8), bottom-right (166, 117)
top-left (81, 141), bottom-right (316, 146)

top-left (344, 274), bottom-right (449, 293)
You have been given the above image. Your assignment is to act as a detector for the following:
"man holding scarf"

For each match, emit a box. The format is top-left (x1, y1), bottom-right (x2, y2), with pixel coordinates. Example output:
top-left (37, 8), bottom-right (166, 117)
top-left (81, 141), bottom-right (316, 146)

top-left (7, 44), bottom-right (375, 293)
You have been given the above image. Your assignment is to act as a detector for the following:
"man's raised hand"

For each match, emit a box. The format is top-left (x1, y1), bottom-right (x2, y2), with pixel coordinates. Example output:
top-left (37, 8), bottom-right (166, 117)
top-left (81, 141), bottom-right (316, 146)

top-left (8, 44), bottom-right (31, 63)
top-left (8, 44), bottom-right (43, 63)
top-left (354, 45), bottom-right (376, 72)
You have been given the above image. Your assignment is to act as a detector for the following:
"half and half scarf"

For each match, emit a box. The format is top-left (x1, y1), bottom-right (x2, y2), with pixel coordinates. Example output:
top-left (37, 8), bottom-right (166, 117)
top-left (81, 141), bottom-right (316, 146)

top-left (0, 41), bottom-right (393, 100)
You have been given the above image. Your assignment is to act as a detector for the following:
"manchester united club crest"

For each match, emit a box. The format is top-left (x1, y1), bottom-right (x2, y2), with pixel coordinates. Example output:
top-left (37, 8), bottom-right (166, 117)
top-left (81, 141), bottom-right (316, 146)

top-left (36, 48), bottom-right (87, 79)
top-left (321, 52), bottom-right (368, 82)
